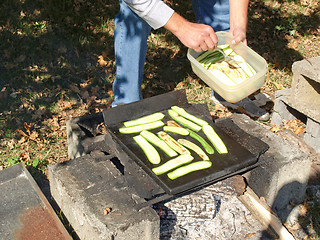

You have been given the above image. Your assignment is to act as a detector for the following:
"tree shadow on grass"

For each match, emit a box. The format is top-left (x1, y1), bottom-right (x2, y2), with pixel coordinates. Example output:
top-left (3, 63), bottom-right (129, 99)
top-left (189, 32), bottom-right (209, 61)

top-left (0, 0), bottom-right (119, 138)
top-left (0, 0), bottom-right (191, 141)
top-left (247, 0), bottom-right (319, 72)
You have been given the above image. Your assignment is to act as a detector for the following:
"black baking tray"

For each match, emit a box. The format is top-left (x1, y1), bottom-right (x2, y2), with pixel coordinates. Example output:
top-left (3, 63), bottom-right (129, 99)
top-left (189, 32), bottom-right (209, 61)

top-left (103, 90), bottom-right (259, 195)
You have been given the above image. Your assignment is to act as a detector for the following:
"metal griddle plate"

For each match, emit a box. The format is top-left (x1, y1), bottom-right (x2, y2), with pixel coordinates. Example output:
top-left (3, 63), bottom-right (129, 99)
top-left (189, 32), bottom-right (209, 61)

top-left (103, 90), bottom-right (258, 195)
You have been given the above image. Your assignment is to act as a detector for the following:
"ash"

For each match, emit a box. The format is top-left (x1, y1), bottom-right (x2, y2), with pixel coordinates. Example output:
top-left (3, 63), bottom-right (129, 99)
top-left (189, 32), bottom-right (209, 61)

top-left (153, 181), bottom-right (264, 240)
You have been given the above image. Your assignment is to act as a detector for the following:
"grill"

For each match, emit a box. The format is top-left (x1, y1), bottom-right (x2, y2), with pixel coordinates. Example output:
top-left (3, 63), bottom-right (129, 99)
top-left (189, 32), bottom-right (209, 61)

top-left (102, 90), bottom-right (269, 210)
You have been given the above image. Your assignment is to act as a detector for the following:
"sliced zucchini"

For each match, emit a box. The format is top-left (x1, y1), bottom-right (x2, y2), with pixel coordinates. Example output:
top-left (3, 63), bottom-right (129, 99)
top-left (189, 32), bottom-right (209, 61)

top-left (202, 125), bottom-right (228, 154)
top-left (123, 112), bottom-right (165, 127)
top-left (232, 55), bottom-right (256, 77)
top-left (119, 120), bottom-right (164, 134)
top-left (163, 126), bottom-right (189, 136)
top-left (188, 129), bottom-right (214, 154)
top-left (140, 130), bottom-right (177, 157)
top-left (166, 120), bottom-right (182, 127)
top-left (168, 109), bottom-right (201, 132)
top-left (223, 48), bottom-right (234, 56)
top-left (152, 154), bottom-right (194, 175)
top-left (209, 68), bottom-right (237, 86)
top-left (171, 106), bottom-right (209, 127)
top-left (157, 131), bottom-right (190, 155)
top-left (177, 139), bottom-right (209, 161)
top-left (217, 44), bottom-right (230, 50)
top-left (167, 161), bottom-right (212, 180)
top-left (133, 135), bottom-right (160, 164)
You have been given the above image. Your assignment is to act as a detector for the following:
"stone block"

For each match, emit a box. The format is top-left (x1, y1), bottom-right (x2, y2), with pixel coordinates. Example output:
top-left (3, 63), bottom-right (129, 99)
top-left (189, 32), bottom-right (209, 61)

top-left (0, 163), bottom-right (71, 240)
top-left (304, 117), bottom-right (320, 153)
top-left (289, 56), bottom-right (320, 122)
top-left (48, 152), bottom-right (160, 240)
top-left (271, 88), bottom-right (301, 126)
top-left (229, 114), bottom-right (312, 222)
top-left (66, 112), bottom-right (104, 159)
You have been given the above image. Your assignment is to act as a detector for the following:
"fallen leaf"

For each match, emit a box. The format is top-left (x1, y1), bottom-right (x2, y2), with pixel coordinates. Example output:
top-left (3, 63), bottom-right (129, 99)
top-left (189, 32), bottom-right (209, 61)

top-left (245, 232), bottom-right (256, 238)
top-left (176, 81), bottom-right (184, 89)
top-left (24, 122), bottom-right (31, 135)
top-left (19, 152), bottom-right (30, 162)
top-left (295, 127), bottom-right (305, 135)
top-left (270, 123), bottom-right (282, 133)
top-left (98, 55), bottom-right (108, 67)
top-left (104, 207), bottom-right (112, 215)
top-left (107, 88), bottom-right (114, 97)
top-left (18, 136), bottom-right (27, 144)
top-left (273, 82), bottom-right (284, 90)
top-left (299, 204), bottom-right (308, 216)
top-left (29, 131), bottom-right (39, 142)
top-left (15, 129), bottom-right (28, 138)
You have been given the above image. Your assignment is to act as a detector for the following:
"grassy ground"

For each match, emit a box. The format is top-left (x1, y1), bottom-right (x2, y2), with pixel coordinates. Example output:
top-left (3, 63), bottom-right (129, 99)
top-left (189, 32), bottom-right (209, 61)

top-left (0, 0), bottom-right (319, 238)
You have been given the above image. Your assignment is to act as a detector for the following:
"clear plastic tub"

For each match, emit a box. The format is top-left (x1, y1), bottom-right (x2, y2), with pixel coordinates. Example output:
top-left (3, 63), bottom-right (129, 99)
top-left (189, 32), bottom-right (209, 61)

top-left (187, 31), bottom-right (268, 103)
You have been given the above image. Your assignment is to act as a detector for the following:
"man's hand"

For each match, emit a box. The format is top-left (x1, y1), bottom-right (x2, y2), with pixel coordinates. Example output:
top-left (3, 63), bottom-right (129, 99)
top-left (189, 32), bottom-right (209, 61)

top-left (229, 28), bottom-right (247, 45)
top-left (229, 0), bottom-right (249, 45)
top-left (164, 12), bottom-right (218, 52)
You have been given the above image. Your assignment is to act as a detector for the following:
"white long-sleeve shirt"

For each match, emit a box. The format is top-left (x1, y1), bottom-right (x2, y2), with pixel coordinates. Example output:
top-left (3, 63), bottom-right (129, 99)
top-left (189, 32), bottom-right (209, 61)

top-left (123, 0), bottom-right (174, 29)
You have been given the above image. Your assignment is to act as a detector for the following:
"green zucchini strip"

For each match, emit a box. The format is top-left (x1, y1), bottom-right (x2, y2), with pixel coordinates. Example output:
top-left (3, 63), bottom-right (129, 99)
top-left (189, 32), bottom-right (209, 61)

top-left (188, 129), bottom-right (214, 154)
top-left (233, 55), bottom-right (256, 77)
top-left (166, 120), bottom-right (182, 127)
top-left (140, 130), bottom-right (178, 158)
top-left (217, 44), bottom-right (230, 50)
top-left (157, 131), bottom-right (190, 155)
top-left (163, 126), bottom-right (189, 136)
top-left (177, 139), bottom-right (209, 161)
top-left (167, 161), bottom-right (212, 180)
top-left (123, 112), bottom-right (165, 127)
top-left (152, 154), bottom-right (194, 175)
top-left (202, 125), bottom-right (228, 154)
top-left (133, 135), bottom-right (160, 165)
top-left (210, 68), bottom-right (238, 86)
top-left (168, 109), bottom-right (201, 132)
top-left (171, 106), bottom-right (209, 127)
top-left (119, 120), bottom-right (164, 134)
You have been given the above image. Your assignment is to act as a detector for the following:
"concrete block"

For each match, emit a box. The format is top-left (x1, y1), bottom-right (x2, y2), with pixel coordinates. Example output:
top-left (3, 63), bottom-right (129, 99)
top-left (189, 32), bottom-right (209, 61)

top-left (289, 56), bottom-right (320, 122)
top-left (66, 112), bottom-right (104, 159)
top-left (271, 88), bottom-right (307, 127)
top-left (271, 88), bottom-right (297, 126)
top-left (48, 152), bottom-right (160, 240)
top-left (304, 117), bottom-right (320, 153)
top-left (229, 114), bottom-right (312, 222)
top-left (0, 163), bottom-right (72, 240)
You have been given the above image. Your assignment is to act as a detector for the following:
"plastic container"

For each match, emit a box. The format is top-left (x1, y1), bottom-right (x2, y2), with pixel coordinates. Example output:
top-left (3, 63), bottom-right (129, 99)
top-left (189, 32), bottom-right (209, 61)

top-left (187, 31), bottom-right (268, 103)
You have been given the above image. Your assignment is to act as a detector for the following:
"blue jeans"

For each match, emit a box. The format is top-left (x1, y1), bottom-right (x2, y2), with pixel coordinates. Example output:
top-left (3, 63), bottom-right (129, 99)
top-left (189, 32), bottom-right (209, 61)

top-left (112, 0), bottom-right (230, 107)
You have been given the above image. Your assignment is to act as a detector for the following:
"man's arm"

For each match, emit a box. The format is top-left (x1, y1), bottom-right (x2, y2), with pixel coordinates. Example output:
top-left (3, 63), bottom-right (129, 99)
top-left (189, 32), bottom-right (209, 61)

top-left (229, 0), bottom-right (249, 45)
top-left (123, 0), bottom-right (174, 29)
top-left (164, 12), bottom-right (218, 52)
top-left (124, 0), bottom-right (218, 52)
